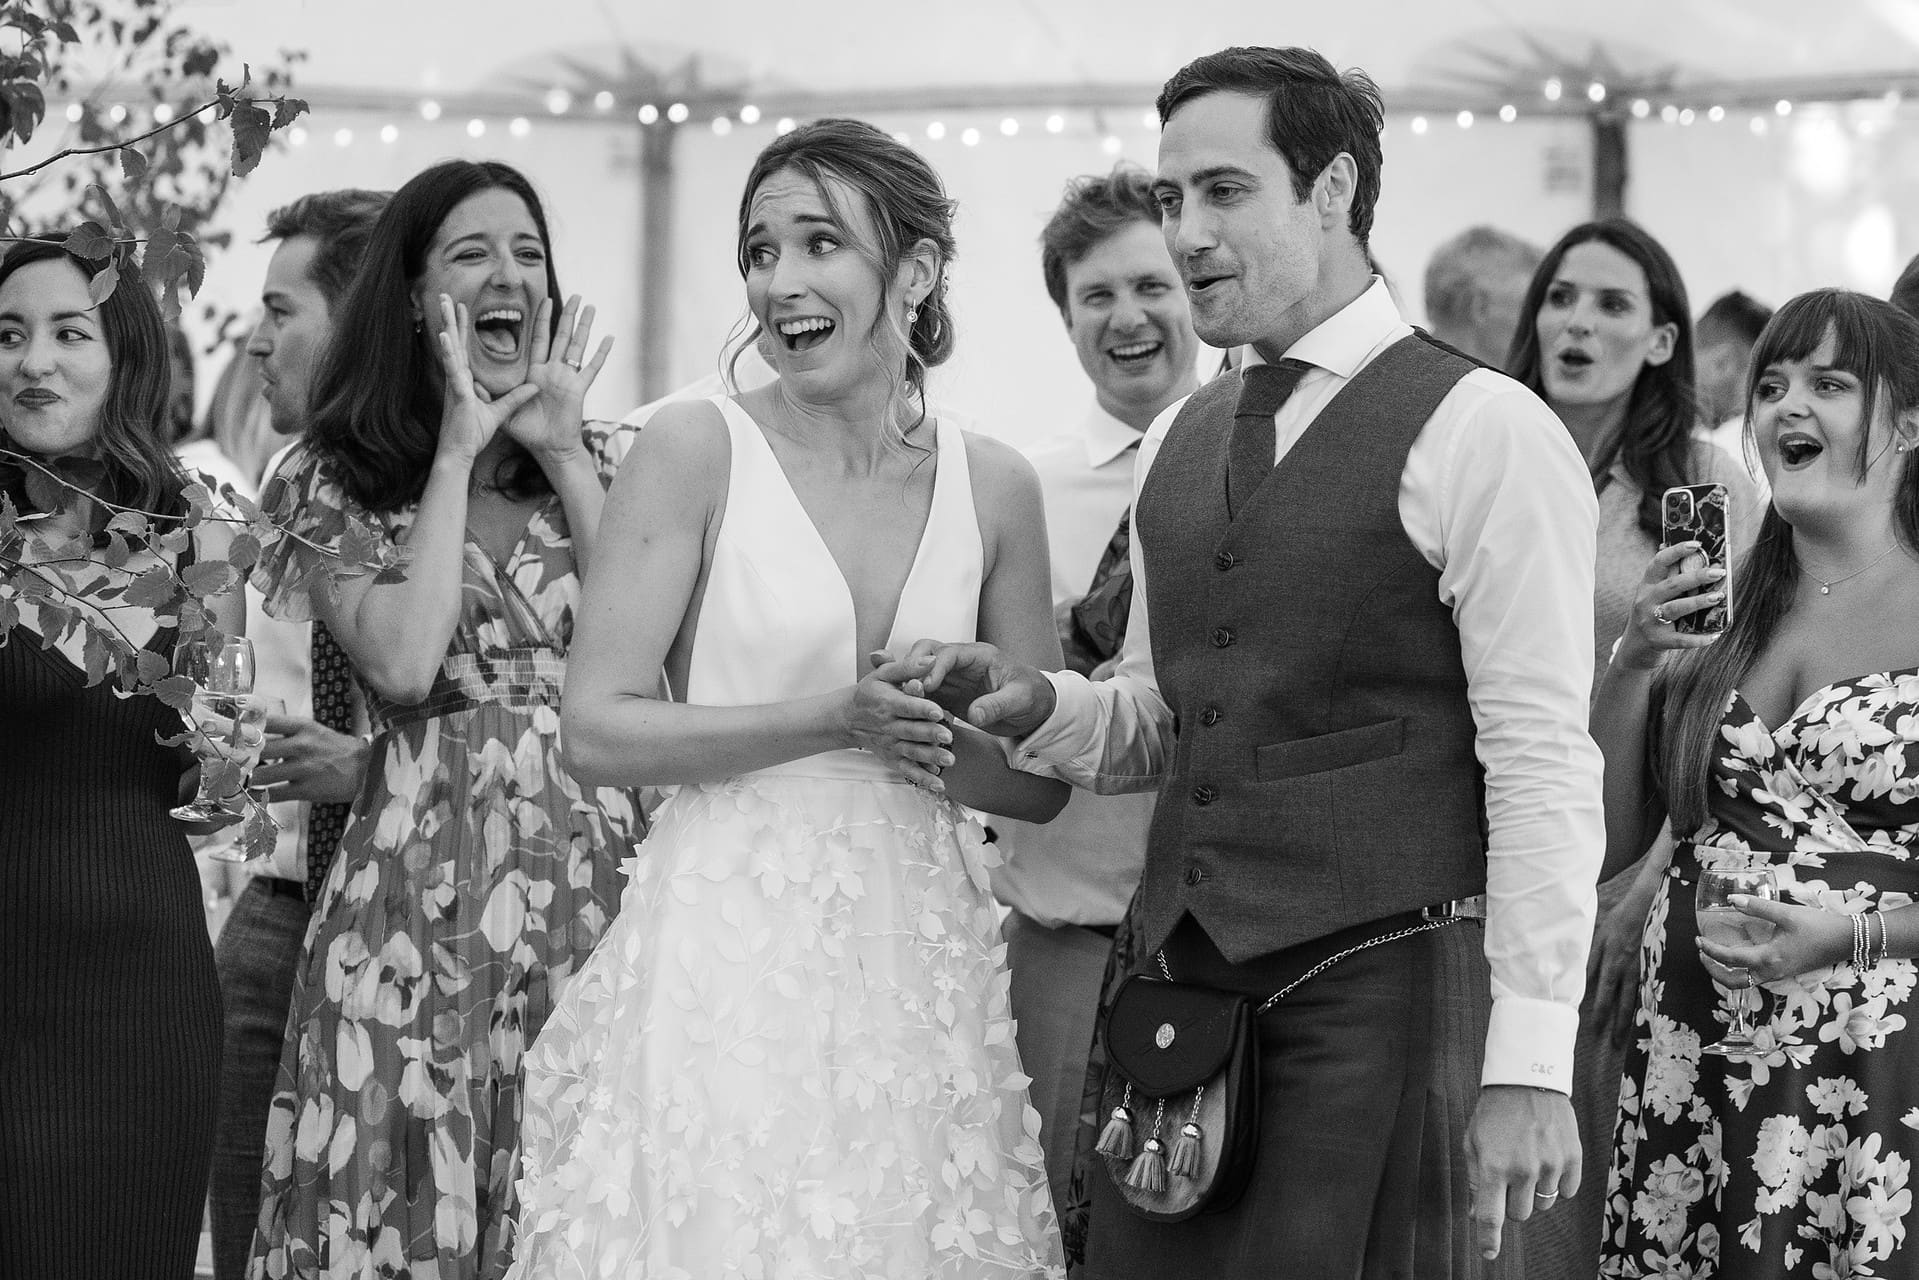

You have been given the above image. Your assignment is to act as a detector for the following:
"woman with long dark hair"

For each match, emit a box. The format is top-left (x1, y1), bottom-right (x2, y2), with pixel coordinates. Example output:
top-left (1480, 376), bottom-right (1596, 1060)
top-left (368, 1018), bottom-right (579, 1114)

top-left (1593, 289), bottom-right (1919, 1276)
top-left (1509, 219), bottom-right (1763, 1278)
top-left (246, 160), bottom-right (641, 1277)
top-left (0, 238), bottom-right (244, 1277)
top-left (506, 118), bottom-right (1066, 1278)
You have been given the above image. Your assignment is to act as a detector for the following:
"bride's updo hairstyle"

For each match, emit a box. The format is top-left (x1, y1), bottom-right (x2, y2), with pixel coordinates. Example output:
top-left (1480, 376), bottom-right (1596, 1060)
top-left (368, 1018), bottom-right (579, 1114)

top-left (1656, 288), bottom-right (1919, 832)
top-left (730, 118), bottom-right (958, 419)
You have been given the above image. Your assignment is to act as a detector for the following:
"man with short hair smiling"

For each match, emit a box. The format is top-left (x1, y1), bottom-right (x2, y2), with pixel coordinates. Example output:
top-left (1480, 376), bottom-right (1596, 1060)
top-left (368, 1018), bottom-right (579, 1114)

top-left (992, 165), bottom-right (1199, 1223)
top-left (206, 188), bottom-right (388, 1280)
top-left (903, 46), bottom-right (1604, 1276)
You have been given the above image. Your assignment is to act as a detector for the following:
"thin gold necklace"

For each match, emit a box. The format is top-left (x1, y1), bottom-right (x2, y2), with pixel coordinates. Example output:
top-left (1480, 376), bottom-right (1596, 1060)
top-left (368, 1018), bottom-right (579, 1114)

top-left (1801, 543), bottom-right (1901, 595)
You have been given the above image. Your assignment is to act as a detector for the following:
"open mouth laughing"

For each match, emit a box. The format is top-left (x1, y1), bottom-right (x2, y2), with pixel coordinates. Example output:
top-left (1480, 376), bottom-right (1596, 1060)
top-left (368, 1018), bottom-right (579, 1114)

top-left (776, 316), bottom-right (835, 353)
top-left (1777, 431), bottom-right (1824, 469)
top-left (473, 306), bottom-right (526, 361)
top-left (1107, 339), bottom-right (1163, 368)
top-left (1554, 348), bottom-right (1595, 376)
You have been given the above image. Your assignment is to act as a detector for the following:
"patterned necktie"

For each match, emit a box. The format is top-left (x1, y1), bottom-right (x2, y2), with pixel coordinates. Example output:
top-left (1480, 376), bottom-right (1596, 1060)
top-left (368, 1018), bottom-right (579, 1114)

top-left (1229, 359), bottom-right (1312, 518)
top-left (1066, 504), bottom-right (1133, 676)
top-left (303, 620), bottom-right (355, 905)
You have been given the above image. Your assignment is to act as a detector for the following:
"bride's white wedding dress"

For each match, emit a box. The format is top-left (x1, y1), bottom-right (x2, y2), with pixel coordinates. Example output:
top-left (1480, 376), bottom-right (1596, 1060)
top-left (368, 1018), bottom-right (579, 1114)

top-left (507, 397), bottom-right (1064, 1279)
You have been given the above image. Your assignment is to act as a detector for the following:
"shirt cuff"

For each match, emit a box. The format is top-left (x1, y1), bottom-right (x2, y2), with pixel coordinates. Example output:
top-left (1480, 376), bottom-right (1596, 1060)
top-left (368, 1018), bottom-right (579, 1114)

top-left (1480, 995), bottom-right (1578, 1094)
top-left (1004, 670), bottom-right (1099, 774)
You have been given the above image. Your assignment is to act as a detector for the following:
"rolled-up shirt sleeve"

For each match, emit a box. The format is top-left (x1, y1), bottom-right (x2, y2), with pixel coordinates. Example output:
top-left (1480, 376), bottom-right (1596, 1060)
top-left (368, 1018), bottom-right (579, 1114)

top-left (1425, 376), bottom-right (1605, 1093)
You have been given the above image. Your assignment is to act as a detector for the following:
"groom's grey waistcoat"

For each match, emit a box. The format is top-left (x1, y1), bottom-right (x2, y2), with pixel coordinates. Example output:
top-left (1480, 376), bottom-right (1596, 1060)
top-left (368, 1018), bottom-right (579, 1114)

top-left (1133, 335), bottom-right (1488, 963)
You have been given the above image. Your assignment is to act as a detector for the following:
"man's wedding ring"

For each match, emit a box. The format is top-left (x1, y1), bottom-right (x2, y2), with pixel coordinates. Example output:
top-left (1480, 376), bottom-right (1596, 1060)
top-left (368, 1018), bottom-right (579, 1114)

top-left (563, 357), bottom-right (583, 371)
top-left (1651, 604), bottom-right (1670, 625)
top-left (1534, 1190), bottom-right (1558, 1203)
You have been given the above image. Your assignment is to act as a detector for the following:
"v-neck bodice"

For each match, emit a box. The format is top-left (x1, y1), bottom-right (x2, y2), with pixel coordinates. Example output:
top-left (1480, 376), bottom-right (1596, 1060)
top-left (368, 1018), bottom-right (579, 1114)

top-left (684, 395), bottom-right (981, 717)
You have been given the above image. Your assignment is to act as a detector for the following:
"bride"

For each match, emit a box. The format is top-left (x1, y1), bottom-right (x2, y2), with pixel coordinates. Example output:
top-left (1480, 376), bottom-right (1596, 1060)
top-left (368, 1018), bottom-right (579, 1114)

top-left (507, 118), bottom-right (1068, 1278)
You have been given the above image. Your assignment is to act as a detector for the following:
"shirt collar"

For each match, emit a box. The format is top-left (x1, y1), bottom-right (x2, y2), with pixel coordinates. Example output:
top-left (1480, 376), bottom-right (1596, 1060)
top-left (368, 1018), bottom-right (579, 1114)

top-left (1081, 399), bottom-right (1146, 468)
top-left (1237, 276), bottom-right (1406, 380)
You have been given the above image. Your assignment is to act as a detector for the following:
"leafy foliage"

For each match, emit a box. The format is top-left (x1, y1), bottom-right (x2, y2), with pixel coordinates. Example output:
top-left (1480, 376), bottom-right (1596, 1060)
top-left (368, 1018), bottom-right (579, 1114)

top-left (0, 454), bottom-right (407, 857)
top-left (0, 0), bottom-right (308, 318)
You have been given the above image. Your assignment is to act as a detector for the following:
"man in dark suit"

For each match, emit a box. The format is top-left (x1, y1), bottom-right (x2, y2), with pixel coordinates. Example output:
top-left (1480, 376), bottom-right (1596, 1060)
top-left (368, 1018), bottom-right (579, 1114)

top-left (896, 46), bottom-right (1605, 1277)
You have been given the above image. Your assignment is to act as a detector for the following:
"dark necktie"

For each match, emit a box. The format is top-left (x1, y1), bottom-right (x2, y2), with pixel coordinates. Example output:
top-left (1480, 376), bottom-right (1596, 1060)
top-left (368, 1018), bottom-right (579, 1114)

top-left (1229, 359), bottom-right (1312, 518)
top-left (303, 620), bottom-right (355, 905)
top-left (1066, 504), bottom-right (1133, 676)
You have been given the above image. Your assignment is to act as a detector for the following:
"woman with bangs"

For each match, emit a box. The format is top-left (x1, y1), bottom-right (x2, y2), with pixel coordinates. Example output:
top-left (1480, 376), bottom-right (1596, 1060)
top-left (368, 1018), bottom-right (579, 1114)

top-left (245, 160), bottom-right (641, 1279)
top-left (1592, 289), bottom-right (1919, 1277)
top-left (507, 118), bottom-right (1066, 1278)
top-left (1508, 219), bottom-right (1763, 1280)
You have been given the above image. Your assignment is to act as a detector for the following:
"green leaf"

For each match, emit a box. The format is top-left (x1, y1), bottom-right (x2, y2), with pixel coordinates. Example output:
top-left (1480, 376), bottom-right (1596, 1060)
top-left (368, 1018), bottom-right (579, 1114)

top-left (125, 565), bottom-right (177, 609)
top-left (225, 531), bottom-right (262, 572)
top-left (240, 803), bottom-right (279, 860)
top-left (106, 510), bottom-right (149, 537)
top-left (63, 220), bottom-right (113, 259)
top-left (228, 99), bottom-right (271, 177)
top-left (118, 146), bottom-right (147, 181)
top-left (84, 184), bottom-right (122, 233)
top-left (141, 224), bottom-right (180, 288)
top-left (86, 261), bottom-right (118, 307)
top-left (134, 648), bottom-right (169, 686)
top-left (271, 96), bottom-right (307, 129)
top-left (81, 625), bottom-right (111, 685)
top-left (180, 559), bottom-right (236, 598)
top-left (0, 80), bottom-right (45, 144)
top-left (182, 45), bottom-right (218, 78)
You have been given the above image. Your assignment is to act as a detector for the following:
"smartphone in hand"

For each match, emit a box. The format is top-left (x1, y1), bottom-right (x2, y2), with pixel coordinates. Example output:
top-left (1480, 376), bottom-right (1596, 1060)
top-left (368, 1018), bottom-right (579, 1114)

top-left (1660, 483), bottom-right (1731, 635)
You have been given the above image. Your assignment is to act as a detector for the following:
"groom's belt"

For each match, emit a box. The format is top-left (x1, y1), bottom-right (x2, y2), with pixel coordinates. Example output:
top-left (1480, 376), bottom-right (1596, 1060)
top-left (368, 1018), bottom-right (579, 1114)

top-left (1163, 895), bottom-right (1487, 998)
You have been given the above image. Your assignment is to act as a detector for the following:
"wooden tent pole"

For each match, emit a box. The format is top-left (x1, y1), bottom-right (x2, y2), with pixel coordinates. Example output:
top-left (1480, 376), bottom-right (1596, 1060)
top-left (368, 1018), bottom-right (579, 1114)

top-left (638, 120), bottom-right (679, 402)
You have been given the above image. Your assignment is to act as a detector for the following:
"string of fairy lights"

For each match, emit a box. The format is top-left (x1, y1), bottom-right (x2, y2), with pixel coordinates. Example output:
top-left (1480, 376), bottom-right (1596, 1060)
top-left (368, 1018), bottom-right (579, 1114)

top-left (53, 74), bottom-right (1915, 155)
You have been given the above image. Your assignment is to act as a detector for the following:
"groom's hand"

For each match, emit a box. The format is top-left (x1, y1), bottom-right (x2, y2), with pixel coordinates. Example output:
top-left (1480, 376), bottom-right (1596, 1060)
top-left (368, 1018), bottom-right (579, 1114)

top-left (899, 640), bottom-right (1057, 738)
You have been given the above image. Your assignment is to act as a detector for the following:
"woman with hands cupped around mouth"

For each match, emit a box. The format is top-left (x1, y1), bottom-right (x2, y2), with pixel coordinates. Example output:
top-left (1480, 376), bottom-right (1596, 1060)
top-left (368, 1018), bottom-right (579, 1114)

top-left (1590, 289), bottom-right (1919, 1278)
top-left (246, 160), bottom-right (643, 1279)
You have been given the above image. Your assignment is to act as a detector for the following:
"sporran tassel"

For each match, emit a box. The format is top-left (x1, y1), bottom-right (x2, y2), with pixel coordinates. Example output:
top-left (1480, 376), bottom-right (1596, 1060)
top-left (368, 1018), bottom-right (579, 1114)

top-left (1096, 1087), bottom-right (1137, 1161)
top-left (1169, 1121), bottom-right (1204, 1178)
top-left (1126, 1136), bottom-right (1169, 1193)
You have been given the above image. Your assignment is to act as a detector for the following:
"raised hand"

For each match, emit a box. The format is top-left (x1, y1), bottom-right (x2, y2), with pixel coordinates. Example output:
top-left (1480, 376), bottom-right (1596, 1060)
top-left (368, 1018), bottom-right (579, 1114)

top-left (433, 294), bottom-right (539, 466)
top-left (1613, 541), bottom-right (1726, 671)
top-left (506, 294), bottom-right (614, 461)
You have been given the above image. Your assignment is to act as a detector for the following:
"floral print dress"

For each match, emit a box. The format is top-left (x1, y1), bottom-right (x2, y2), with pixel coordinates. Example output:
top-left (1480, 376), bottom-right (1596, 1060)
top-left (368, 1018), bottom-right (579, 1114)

top-left (246, 437), bottom-right (641, 1280)
top-left (1603, 670), bottom-right (1919, 1279)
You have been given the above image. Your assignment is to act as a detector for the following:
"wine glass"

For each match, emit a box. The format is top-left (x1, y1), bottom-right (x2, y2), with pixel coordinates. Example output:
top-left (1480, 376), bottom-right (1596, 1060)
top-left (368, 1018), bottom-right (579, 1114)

top-left (170, 635), bottom-right (267, 842)
top-left (1695, 866), bottom-right (1779, 1056)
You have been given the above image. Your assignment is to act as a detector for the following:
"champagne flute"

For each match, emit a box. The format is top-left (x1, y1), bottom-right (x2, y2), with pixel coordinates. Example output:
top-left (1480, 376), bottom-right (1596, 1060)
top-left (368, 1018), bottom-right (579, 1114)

top-left (170, 635), bottom-right (267, 838)
top-left (1695, 866), bottom-right (1779, 1056)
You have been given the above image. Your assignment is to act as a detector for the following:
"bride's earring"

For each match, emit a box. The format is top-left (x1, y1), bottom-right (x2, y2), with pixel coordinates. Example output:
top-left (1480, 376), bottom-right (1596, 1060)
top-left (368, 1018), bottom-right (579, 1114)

top-left (906, 302), bottom-right (919, 326)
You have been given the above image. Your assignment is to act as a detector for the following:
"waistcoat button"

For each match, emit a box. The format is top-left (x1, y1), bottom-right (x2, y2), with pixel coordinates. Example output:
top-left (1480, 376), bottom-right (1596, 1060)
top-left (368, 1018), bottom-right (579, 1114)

top-left (1211, 627), bottom-right (1235, 648)
top-left (1199, 706), bottom-right (1221, 726)
top-left (1192, 785), bottom-right (1218, 805)
top-left (1214, 550), bottom-right (1237, 571)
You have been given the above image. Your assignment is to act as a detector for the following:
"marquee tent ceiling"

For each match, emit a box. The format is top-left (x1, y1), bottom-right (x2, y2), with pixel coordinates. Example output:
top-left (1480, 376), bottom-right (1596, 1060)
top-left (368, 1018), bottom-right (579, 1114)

top-left (181, 0), bottom-right (1919, 113)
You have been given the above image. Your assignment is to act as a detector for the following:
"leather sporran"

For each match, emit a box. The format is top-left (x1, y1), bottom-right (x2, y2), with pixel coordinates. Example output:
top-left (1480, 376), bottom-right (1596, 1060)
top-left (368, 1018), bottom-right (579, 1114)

top-left (1095, 974), bottom-right (1260, 1221)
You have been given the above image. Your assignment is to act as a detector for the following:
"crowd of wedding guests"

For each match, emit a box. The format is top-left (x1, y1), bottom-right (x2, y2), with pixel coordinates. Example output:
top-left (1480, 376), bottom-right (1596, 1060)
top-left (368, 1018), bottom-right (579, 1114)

top-left (6, 39), bottom-right (1919, 1280)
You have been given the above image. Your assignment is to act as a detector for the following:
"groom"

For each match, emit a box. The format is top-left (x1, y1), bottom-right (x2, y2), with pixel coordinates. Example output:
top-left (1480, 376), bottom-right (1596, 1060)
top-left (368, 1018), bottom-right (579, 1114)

top-left (897, 45), bottom-right (1605, 1277)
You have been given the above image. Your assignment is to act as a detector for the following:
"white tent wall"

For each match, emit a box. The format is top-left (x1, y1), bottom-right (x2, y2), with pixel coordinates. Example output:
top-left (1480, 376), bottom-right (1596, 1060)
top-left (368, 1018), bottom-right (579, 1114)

top-left (187, 98), bottom-right (1916, 449)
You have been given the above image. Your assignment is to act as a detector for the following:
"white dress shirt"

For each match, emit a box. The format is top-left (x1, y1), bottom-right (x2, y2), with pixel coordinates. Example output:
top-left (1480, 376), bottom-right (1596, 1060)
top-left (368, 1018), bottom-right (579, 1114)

top-left (1010, 278), bottom-right (1606, 1092)
top-left (990, 402), bottom-right (1155, 928)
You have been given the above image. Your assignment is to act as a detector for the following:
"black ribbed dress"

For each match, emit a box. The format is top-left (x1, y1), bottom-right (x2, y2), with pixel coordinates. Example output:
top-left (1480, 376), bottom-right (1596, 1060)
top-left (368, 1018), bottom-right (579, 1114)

top-left (0, 628), bottom-right (222, 1279)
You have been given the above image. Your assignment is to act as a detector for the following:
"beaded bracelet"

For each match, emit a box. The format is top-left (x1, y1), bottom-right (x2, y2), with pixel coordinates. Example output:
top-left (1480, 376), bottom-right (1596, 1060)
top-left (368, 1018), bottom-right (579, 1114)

top-left (1852, 910), bottom-right (1870, 975)
top-left (1871, 908), bottom-right (1890, 968)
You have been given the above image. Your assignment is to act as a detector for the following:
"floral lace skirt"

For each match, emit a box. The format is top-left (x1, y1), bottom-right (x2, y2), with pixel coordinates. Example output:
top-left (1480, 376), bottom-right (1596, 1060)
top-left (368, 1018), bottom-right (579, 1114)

top-left (507, 757), bottom-right (1064, 1279)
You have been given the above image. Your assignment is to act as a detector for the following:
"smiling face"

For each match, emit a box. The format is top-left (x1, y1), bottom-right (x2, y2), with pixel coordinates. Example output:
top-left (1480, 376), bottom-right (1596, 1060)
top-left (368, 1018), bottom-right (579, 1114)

top-left (408, 187), bottom-right (550, 395)
top-left (1752, 328), bottom-right (1914, 529)
top-left (247, 235), bottom-right (335, 434)
top-left (0, 258), bottom-right (113, 456)
top-left (1153, 90), bottom-right (1335, 358)
top-left (1062, 219), bottom-right (1199, 430)
top-left (1534, 239), bottom-right (1675, 415)
top-left (742, 167), bottom-right (910, 397)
